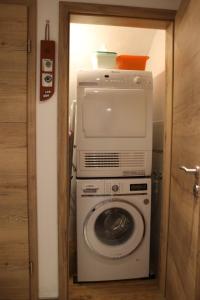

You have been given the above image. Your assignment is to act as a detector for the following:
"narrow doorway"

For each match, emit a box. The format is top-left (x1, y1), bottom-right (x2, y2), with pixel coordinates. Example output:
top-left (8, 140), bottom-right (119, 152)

top-left (68, 17), bottom-right (166, 300)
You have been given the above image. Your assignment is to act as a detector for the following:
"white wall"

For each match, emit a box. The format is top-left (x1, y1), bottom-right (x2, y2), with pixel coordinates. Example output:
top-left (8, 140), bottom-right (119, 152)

top-left (37, 1), bottom-right (59, 298)
top-left (146, 30), bottom-right (166, 170)
top-left (37, 0), bottom-right (178, 298)
top-left (69, 24), bottom-right (156, 105)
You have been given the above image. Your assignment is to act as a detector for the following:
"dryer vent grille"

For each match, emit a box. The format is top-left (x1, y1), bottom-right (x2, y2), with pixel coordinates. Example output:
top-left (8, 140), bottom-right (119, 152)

top-left (80, 151), bottom-right (145, 174)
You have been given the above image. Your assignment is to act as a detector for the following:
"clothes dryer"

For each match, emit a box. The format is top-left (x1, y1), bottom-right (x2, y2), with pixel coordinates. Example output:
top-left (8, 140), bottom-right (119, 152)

top-left (76, 69), bottom-right (153, 178)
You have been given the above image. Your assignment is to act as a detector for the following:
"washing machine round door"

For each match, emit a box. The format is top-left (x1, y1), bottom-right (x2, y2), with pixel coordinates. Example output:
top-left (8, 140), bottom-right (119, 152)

top-left (84, 199), bottom-right (145, 259)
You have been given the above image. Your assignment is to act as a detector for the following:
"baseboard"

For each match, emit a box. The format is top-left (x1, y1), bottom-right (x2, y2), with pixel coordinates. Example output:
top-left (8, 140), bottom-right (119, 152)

top-left (38, 298), bottom-right (58, 300)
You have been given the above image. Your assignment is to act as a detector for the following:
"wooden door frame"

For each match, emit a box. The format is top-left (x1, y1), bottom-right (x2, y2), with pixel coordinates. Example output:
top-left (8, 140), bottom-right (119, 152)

top-left (0, 1), bottom-right (38, 299)
top-left (58, 2), bottom-right (175, 299)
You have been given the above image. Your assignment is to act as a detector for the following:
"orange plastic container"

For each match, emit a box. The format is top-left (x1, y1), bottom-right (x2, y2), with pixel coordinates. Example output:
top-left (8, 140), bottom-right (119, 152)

top-left (116, 55), bottom-right (149, 70)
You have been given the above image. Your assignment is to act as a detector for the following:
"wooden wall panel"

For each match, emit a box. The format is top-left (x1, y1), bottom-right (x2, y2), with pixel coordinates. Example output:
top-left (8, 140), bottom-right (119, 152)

top-left (62, 1), bottom-right (176, 20)
top-left (58, 4), bottom-right (70, 300)
top-left (0, 5), bottom-right (27, 51)
top-left (70, 14), bottom-right (171, 29)
top-left (0, 124), bottom-right (29, 300)
top-left (26, 0), bottom-right (38, 299)
top-left (166, 0), bottom-right (200, 299)
top-left (0, 5), bottom-right (27, 123)
top-left (0, 1), bottom-right (38, 299)
top-left (158, 22), bottom-right (174, 293)
top-left (0, 4), bottom-right (29, 300)
top-left (0, 124), bottom-right (27, 192)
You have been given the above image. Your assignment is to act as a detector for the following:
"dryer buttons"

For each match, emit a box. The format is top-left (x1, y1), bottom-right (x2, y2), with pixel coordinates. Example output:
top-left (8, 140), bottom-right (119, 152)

top-left (133, 76), bottom-right (142, 84)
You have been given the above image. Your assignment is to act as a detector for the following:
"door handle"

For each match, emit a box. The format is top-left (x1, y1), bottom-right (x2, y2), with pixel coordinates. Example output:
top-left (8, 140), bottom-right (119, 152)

top-left (179, 165), bottom-right (200, 198)
top-left (179, 166), bottom-right (200, 179)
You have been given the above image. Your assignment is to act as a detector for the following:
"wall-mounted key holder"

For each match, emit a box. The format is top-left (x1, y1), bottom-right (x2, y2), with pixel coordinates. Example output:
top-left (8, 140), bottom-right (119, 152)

top-left (40, 20), bottom-right (55, 101)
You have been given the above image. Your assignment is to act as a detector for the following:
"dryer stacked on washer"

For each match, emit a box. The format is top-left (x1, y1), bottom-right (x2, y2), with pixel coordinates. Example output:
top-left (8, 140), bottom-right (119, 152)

top-left (75, 69), bottom-right (153, 282)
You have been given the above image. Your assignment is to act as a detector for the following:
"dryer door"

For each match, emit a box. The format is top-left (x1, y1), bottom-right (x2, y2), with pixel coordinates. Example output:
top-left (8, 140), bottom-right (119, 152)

top-left (82, 88), bottom-right (147, 138)
top-left (84, 199), bottom-right (145, 259)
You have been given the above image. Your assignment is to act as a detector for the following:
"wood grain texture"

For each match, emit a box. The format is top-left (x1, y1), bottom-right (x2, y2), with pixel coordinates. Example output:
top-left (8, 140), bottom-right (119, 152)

top-left (62, 1), bottom-right (176, 21)
top-left (166, 0), bottom-right (200, 299)
top-left (0, 3), bottom-right (32, 300)
top-left (158, 22), bottom-right (174, 294)
top-left (70, 14), bottom-right (171, 30)
top-left (0, 1), bottom-right (38, 300)
top-left (0, 0), bottom-right (30, 3)
top-left (39, 299), bottom-right (58, 300)
top-left (0, 4), bottom-right (27, 51)
top-left (69, 279), bottom-right (165, 300)
top-left (58, 2), bottom-right (176, 299)
top-left (26, 0), bottom-right (38, 299)
top-left (0, 5), bottom-right (27, 123)
top-left (0, 50), bottom-right (27, 122)
top-left (0, 123), bottom-right (29, 300)
top-left (58, 3), bottom-right (70, 300)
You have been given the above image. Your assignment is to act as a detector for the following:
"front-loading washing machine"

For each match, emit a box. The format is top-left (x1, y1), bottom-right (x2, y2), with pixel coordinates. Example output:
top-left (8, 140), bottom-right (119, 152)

top-left (76, 177), bottom-right (151, 282)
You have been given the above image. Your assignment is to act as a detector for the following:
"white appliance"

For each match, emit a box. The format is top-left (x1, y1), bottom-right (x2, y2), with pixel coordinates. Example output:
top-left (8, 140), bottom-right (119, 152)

top-left (76, 177), bottom-right (151, 282)
top-left (76, 69), bottom-right (153, 178)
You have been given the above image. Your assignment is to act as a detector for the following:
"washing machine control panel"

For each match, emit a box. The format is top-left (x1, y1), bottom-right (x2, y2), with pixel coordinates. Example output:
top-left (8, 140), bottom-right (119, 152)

top-left (82, 181), bottom-right (104, 194)
top-left (105, 180), bottom-right (150, 195)
top-left (130, 183), bottom-right (148, 191)
top-left (111, 184), bottom-right (120, 192)
top-left (79, 179), bottom-right (151, 196)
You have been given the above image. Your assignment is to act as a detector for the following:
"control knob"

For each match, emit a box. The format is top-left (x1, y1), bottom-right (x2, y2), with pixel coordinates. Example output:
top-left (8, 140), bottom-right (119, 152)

top-left (112, 184), bottom-right (120, 192)
top-left (133, 76), bottom-right (142, 84)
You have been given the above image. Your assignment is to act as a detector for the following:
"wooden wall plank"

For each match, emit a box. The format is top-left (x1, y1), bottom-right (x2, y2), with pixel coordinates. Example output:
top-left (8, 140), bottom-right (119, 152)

top-left (0, 1), bottom-right (38, 300)
top-left (166, 0), bottom-right (200, 299)
top-left (26, 1), bottom-right (38, 300)
top-left (0, 123), bottom-right (29, 300)
top-left (158, 22), bottom-right (174, 294)
top-left (0, 4), bottom-right (30, 300)
top-left (0, 15), bottom-right (27, 122)
top-left (63, 1), bottom-right (176, 21)
top-left (0, 4), bottom-right (27, 51)
top-left (70, 14), bottom-right (171, 30)
top-left (58, 4), bottom-right (70, 300)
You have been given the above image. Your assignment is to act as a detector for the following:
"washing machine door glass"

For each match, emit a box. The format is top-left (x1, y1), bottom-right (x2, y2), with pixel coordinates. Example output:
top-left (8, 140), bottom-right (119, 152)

top-left (95, 207), bottom-right (134, 246)
top-left (84, 199), bottom-right (145, 259)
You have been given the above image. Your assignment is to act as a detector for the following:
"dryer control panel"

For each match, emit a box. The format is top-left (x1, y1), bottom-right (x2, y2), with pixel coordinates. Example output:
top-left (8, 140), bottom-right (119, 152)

top-left (78, 69), bottom-right (153, 89)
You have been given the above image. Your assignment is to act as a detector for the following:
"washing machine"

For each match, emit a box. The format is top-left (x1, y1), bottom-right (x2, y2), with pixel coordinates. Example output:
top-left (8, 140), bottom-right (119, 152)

top-left (76, 177), bottom-right (151, 282)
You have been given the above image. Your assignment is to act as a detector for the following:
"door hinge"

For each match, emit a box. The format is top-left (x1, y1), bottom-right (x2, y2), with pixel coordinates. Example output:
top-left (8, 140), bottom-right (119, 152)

top-left (27, 39), bottom-right (31, 53)
top-left (29, 261), bottom-right (33, 276)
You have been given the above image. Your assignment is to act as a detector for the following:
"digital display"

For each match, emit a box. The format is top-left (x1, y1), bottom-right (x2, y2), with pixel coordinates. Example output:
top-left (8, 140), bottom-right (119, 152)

top-left (130, 184), bottom-right (147, 191)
